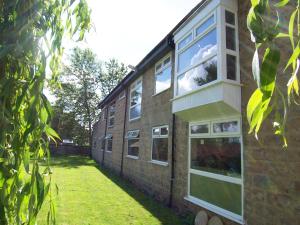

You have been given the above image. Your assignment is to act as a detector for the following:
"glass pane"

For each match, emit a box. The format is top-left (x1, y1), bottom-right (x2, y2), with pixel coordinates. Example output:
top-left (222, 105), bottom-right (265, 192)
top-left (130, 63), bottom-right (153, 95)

top-left (163, 57), bottom-right (171, 66)
top-left (177, 56), bottom-right (217, 95)
top-left (190, 174), bottom-right (241, 215)
top-left (161, 127), bottom-right (168, 135)
top-left (178, 33), bottom-right (193, 50)
top-left (225, 10), bottom-right (235, 25)
top-left (101, 139), bottom-right (105, 150)
top-left (191, 124), bottom-right (209, 134)
top-left (195, 15), bottom-right (215, 36)
top-left (156, 63), bottom-right (162, 72)
top-left (178, 29), bottom-right (217, 73)
top-left (107, 139), bottom-right (113, 151)
top-left (128, 139), bottom-right (139, 157)
top-left (213, 121), bottom-right (238, 133)
top-left (226, 26), bottom-right (236, 50)
top-left (153, 128), bottom-right (160, 135)
top-left (152, 138), bottom-right (168, 162)
top-left (130, 104), bottom-right (141, 120)
top-left (108, 117), bottom-right (114, 126)
top-left (130, 85), bottom-right (142, 107)
top-left (155, 66), bottom-right (171, 93)
top-left (190, 137), bottom-right (241, 177)
top-left (227, 54), bottom-right (236, 80)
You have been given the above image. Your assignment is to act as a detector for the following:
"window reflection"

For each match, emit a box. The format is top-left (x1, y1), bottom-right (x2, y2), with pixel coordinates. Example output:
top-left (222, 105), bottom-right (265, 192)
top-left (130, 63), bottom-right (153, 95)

top-left (213, 121), bottom-right (238, 133)
top-left (177, 56), bottom-right (217, 95)
top-left (130, 104), bottom-right (141, 120)
top-left (190, 137), bottom-right (241, 177)
top-left (128, 139), bottom-right (139, 157)
top-left (152, 138), bottom-right (168, 162)
top-left (178, 29), bottom-right (217, 73)
top-left (196, 15), bottom-right (214, 36)
top-left (227, 54), bottom-right (236, 80)
top-left (226, 26), bottom-right (236, 50)
top-left (191, 124), bottom-right (209, 134)
top-left (155, 66), bottom-right (171, 93)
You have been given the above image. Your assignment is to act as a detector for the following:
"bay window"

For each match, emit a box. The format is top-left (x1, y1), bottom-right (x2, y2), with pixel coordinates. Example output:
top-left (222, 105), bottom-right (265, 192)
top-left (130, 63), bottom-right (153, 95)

top-left (129, 78), bottom-right (142, 121)
top-left (188, 118), bottom-right (243, 223)
top-left (154, 55), bottom-right (171, 94)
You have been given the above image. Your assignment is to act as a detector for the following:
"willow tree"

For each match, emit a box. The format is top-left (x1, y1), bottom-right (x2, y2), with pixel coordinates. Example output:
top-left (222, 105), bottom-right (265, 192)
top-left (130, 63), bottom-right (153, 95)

top-left (0, 0), bottom-right (90, 224)
top-left (247, 0), bottom-right (299, 147)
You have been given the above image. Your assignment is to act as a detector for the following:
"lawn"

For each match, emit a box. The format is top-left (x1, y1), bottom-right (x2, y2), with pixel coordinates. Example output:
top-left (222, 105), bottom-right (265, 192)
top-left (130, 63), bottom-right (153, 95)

top-left (37, 155), bottom-right (189, 225)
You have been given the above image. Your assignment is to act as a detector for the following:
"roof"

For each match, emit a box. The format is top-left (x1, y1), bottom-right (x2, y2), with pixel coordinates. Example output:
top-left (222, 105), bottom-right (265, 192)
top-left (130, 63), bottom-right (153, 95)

top-left (98, 0), bottom-right (208, 109)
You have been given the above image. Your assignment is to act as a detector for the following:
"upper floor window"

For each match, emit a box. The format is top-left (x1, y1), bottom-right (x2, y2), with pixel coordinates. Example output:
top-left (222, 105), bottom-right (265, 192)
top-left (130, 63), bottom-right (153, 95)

top-left (108, 102), bottom-right (116, 127)
top-left (176, 13), bottom-right (217, 96)
top-left (129, 78), bottom-right (142, 121)
top-left (154, 55), bottom-right (172, 94)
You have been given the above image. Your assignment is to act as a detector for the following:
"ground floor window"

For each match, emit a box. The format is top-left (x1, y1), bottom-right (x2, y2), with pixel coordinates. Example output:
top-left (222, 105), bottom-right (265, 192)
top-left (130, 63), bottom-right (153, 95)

top-left (126, 130), bottom-right (140, 158)
top-left (106, 134), bottom-right (113, 152)
top-left (152, 125), bottom-right (169, 163)
top-left (188, 118), bottom-right (242, 222)
top-left (100, 137), bottom-right (105, 151)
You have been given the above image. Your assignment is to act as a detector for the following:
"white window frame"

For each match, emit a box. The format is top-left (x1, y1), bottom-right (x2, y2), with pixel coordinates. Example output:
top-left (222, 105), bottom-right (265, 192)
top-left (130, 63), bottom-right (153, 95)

top-left (154, 54), bottom-right (172, 95)
top-left (105, 134), bottom-right (113, 153)
top-left (108, 103), bottom-right (116, 127)
top-left (151, 125), bottom-right (169, 165)
top-left (186, 117), bottom-right (244, 224)
top-left (129, 77), bottom-right (142, 121)
top-left (119, 90), bottom-right (126, 100)
top-left (174, 5), bottom-right (240, 98)
top-left (126, 130), bottom-right (140, 159)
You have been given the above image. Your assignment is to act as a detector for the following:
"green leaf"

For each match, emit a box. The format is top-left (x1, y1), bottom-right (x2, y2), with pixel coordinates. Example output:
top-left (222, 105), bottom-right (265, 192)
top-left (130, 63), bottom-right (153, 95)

top-left (45, 126), bottom-right (61, 142)
top-left (275, 0), bottom-right (289, 7)
top-left (289, 9), bottom-right (297, 49)
top-left (252, 49), bottom-right (261, 87)
top-left (247, 88), bottom-right (263, 124)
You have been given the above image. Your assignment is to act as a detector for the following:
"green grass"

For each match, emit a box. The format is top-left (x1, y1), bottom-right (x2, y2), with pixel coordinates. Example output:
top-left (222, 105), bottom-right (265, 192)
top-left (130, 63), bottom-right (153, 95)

top-left (37, 155), bottom-right (189, 225)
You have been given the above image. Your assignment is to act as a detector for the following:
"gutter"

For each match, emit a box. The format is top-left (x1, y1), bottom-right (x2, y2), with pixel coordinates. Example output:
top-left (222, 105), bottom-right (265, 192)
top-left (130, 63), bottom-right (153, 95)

top-left (169, 114), bottom-right (176, 207)
top-left (120, 86), bottom-right (128, 177)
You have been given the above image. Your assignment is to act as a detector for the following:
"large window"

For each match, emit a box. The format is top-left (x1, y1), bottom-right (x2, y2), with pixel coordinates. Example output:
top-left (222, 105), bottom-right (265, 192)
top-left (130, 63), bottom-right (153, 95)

top-left (188, 119), bottom-right (242, 221)
top-left (155, 55), bottom-right (172, 94)
top-left (108, 102), bottom-right (116, 127)
top-left (176, 13), bottom-right (217, 96)
top-left (105, 134), bottom-right (113, 152)
top-left (151, 126), bottom-right (169, 163)
top-left (126, 130), bottom-right (140, 158)
top-left (129, 78), bottom-right (142, 121)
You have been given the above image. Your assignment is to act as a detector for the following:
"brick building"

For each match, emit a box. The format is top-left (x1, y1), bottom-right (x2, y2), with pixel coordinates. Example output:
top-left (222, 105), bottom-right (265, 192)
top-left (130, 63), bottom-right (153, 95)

top-left (92, 1), bottom-right (300, 224)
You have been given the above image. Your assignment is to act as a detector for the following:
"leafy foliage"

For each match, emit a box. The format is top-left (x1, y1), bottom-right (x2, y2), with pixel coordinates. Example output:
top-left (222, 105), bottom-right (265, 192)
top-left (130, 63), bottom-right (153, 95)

top-left (99, 59), bottom-right (128, 98)
top-left (247, 0), bottom-right (299, 147)
top-left (52, 47), bottom-right (101, 148)
top-left (0, 0), bottom-right (90, 224)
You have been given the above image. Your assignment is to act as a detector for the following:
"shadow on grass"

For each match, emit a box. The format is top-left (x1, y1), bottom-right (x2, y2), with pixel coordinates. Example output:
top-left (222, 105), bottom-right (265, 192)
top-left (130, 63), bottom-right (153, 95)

top-left (48, 155), bottom-right (194, 225)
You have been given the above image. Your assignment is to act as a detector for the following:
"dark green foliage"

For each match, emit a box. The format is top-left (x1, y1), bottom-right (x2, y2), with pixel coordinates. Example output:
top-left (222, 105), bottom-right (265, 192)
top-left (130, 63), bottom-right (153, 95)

top-left (247, 0), bottom-right (299, 147)
top-left (0, 0), bottom-right (90, 224)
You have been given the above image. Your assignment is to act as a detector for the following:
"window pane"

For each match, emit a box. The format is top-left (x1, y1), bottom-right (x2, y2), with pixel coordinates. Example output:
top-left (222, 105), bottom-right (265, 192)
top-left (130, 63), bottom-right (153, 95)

top-left (190, 174), bottom-right (241, 215)
top-left (177, 56), bottom-right (217, 95)
top-left (130, 104), bottom-right (141, 120)
top-left (178, 29), bottom-right (217, 73)
top-left (213, 121), bottom-right (238, 133)
top-left (130, 86), bottom-right (142, 107)
top-left (128, 139), bottom-right (139, 157)
top-left (101, 139), bottom-right (105, 150)
top-left (152, 138), bottom-right (168, 162)
top-left (226, 26), bottom-right (236, 50)
top-left (153, 128), bottom-right (160, 135)
top-left (225, 10), bottom-right (235, 25)
top-left (191, 124), bottom-right (209, 134)
top-left (108, 117), bottom-right (114, 126)
top-left (178, 33), bottom-right (193, 50)
top-left (163, 57), bottom-right (171, 66)
top-left (155, 66), bottom-right (171, 93)
top-left (155, 63), bottom-right (162, 72)
top-left (227, 54), bottom-right (236, 80)
top-left (195, 15), bottom-right (214, 36)
top-left (107, 139), bottom-right (113, 151)
top-left (190, 137), bottom-right (241, 177)
top-left (161, 126), bottom-right (168, 135)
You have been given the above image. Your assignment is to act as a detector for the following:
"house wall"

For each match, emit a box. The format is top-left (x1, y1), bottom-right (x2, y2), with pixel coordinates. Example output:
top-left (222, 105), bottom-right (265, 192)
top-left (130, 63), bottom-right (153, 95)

top-left (92, 113), bottom-right (106, 163)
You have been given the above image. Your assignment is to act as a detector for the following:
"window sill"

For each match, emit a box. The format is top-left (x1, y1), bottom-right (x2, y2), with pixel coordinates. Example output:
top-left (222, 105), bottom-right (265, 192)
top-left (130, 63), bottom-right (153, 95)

top-left (149, 160), bottom-right (168, 167)
top-left (107, 126), bottom-right (114, 129)
top-left (129, 117), bottom-right (141, 123)
top-left (105, 151), bottom-right (112, 154)
top-left (184, 196), bottom-right (244, 224)
top-left (126, 155), bottom-right (139, 160)
top-left (152, 87), bottom-right (170, 97)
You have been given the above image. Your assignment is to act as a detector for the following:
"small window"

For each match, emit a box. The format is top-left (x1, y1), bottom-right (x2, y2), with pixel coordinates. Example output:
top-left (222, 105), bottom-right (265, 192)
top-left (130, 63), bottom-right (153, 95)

top-left (105, 134), bottom-right (113, 152)
top-left (119, 90), bottom-right (125, 99)
top-left (178, 33), bottom-right (192, 50)
top-left (226, 54), bottom-right (236, 80)
top-left (191, 124), bottom-right (209, 134)
top-left (155, 55), bottom-right (172, 94)
top-left (101, 138), bottom-right (105, 151)
top-left (213, 121), bottom-right (239, 133)
top-left (108, 103), bottom-right (116, 127)
top-left (226, 26), bottom-right (236, 50)
top-left (195, 15), bottom-right (215, 37)
top-left (129, 78), bottom-right (142, 121)
top-left (127, 130), bottom-right (140, 157)
top-left (152, 126), bottom-right (169, 163)
top-left (225, 10), bottom-right (235, 25)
